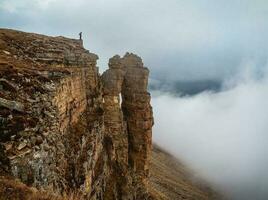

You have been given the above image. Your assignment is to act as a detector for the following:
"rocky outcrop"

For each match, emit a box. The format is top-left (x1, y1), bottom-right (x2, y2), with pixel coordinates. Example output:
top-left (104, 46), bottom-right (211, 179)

top-left (121, 53), bottom-right (153, 177)
top-left (101, 53), bottom-right (153, 199)
top-left (0, 29), bottom-right (153, 199)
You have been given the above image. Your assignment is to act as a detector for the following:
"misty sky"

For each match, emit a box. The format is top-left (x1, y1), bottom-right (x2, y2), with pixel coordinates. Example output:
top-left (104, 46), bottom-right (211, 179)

top-left (152, 67), bottom-right (268, 200)
top-left (1, 0), bottom-right (268, 81)
top-left (1, 1), bottom-right (268, 199)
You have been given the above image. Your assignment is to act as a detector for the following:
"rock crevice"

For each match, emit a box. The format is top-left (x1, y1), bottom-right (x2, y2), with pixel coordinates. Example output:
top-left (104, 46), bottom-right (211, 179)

top-left (101, 53), bottom-right (153, 199)
top-left (0, 29), bottom-right (153, 200)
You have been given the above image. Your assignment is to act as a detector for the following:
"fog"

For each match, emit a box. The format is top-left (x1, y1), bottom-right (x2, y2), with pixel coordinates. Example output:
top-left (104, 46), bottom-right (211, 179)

top-left (1, 0), bottom-right (268, 80)
top-left (1, 0), bottom-right (268, 199)
top-left (152, 64), bottom-right (268, 200)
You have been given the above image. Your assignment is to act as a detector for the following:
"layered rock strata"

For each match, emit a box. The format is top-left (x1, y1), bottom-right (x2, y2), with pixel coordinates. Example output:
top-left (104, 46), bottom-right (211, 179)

top-left (101, 53), bottom-right (153, 199)
top-left (0, 29), bottom-right (153, 199)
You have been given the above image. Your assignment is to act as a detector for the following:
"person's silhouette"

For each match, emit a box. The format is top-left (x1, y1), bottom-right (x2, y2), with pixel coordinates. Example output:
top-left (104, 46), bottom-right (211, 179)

top-left (79, 32), bottom-right (82, 40)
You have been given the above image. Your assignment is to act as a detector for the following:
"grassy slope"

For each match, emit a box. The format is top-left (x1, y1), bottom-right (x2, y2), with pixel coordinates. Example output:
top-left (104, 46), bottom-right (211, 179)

top-left (149, 145), bottom-right (221, 200)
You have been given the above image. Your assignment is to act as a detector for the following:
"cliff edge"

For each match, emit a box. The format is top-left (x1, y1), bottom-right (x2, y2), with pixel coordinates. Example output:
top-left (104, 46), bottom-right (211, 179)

top-left (0, 28), bottom-right (152, 199)
top-left (0, 29), bottom-right (218, 200)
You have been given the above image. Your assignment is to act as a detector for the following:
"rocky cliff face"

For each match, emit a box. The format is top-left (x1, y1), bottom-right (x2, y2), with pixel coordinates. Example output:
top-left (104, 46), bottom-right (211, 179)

top-left (0, 29), bottom-right (153, 199)
top-left (102, 54), bottom-right (153, 199)
top-left (0, 29), bottom-right (220, 200)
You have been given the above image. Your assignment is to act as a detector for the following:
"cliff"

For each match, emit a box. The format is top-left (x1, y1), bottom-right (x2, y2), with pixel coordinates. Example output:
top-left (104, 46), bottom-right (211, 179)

top-left (0, 28), bottom-right (153, 200)
top-left (0, 29), bottom-right (218, 200)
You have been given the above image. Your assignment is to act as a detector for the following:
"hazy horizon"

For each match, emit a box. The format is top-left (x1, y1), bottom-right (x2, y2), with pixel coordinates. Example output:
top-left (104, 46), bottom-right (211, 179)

top-left (1, 0), bottom-right (268, 199)
top-left (153, 64), bottom-right (268, 200)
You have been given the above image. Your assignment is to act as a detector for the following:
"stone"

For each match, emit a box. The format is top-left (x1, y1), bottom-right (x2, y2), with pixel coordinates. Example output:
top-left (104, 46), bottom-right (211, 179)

top-left (33, 152), bottom-right (41, 159)
top-left (18, 131), bottom-right (29, 138)
top-left (0, 97), bottom-right (25, 112)
top-left (4, 143), bottom-right (13, 151)
top-left (30, 136), bottom-right (37, 145)
top-left (3, 50), bottom-right (10, 55)
top-left (8, 155), bottom-right (17, 160)
top-left (43, 144), bottom-right (50, 151)
top-left (44, 110), bottom-right (54, 118)
top-left (35, 136), bottom-right (43, 145)
top-left (10, 135), bottom-right (16, 140)
top-left (17, 149), bottom-right (31, 157)
top-left (42, 132), bottom-right (49, 137)
top-left (0, 78), bottom-right (19, 91)
top-left (0, 29), bottom-right (153, 200)
top-left (27, 98), bottom-right (39, 103)
top-left (17, 142), bottom-right (27, 151)
top-left (44, 83), bottom-right (56, 92)
top-left (34, 146), bottom-right (40, 151)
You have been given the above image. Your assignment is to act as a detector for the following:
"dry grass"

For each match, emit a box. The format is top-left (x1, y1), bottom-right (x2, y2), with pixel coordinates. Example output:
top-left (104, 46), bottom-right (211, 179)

top-left (0, 176), bottom-right (85, 200)
top-left (148, 145), bottom-right (221, 200)
top-left (0, 144), bottom-right (223, 200)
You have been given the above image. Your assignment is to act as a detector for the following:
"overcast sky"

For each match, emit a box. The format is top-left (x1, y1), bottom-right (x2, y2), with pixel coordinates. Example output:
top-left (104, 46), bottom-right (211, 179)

top-left (1, 1), bottom-right (268, 199)
top-left (152, 70), bottom-right (268, 199)
top-left (1, 0), bottom-right (268, 81)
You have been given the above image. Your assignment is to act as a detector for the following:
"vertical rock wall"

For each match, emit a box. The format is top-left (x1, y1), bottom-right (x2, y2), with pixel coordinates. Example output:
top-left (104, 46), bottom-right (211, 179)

top-left (0, 29), bottom-right (153, 200)
top-left (102, 53), bottom-right (154, 199)
top-left (121, 53), bottom-right (153, 176)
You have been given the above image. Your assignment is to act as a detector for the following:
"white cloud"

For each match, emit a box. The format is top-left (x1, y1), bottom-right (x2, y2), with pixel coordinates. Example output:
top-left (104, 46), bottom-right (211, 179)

top-left (1, 1), bottom-right (268, 199)
top-left (152, 64), bottom-right (268, 199)
top-left (0, 0), bottom-right (57, 12)
top-left (0, 0), bottom-right (268, 80)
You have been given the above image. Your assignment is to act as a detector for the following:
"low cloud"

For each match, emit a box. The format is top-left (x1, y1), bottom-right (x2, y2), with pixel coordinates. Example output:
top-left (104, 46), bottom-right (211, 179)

top-left (152, 63), bottom-right (268, 200)
top-left (1, 1), bottom-right (268, 198)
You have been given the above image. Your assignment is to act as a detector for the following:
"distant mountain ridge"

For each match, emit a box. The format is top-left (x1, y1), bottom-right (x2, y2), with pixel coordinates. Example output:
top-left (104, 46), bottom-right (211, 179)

top-left (149, 79), bottom-right (222, 96)
top-left (0, 28), bottom-right (221, 200)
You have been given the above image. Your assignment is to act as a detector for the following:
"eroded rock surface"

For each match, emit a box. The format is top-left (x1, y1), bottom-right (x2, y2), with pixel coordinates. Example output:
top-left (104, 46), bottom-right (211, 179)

top-left (101, 53), bottom-right (153, 199)
top-left (0, 29), bottom-right (219, 200)
top-left (0, 29), bottom-right (153, 200)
